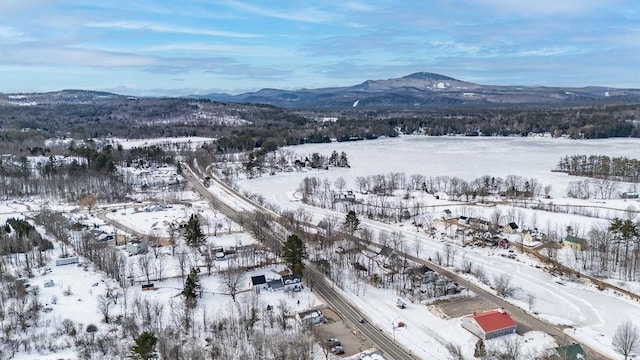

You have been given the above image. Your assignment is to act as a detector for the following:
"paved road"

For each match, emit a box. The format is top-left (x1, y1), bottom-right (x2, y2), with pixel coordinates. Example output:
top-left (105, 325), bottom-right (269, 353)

top-left (182, 165), bottom-right (417, 359)
top-left (305, 267), bottom-right (416, 360)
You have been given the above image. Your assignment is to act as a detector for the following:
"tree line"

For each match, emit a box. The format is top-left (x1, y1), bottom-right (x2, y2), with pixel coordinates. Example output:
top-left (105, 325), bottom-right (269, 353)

top-left (556, 154), bottom-right (640, 183)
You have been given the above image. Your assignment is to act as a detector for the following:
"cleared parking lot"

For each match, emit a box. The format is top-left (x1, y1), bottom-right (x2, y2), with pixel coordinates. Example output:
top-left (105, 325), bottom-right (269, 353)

top-left (313, 307), bottom-right (372, 357)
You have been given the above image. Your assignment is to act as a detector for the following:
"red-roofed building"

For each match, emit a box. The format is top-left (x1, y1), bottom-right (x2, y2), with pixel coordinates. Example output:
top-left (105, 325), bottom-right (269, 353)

top-left (462, 308), bottom-right (517, 340)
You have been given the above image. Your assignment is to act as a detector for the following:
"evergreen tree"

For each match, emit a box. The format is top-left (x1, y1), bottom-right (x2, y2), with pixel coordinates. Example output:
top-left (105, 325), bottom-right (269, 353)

top-left (182, 267), bottom-right (200, 308)
top-left (339, 151), bottom-right (350, 167)
top-left (344, 210), bottom-right (360, 236)
top-left (183, 214), bottom-right (206, 248)
top-left (131, 331), bottom-right (158, 360)
top-left (283, 234), bottom-right (307, 275)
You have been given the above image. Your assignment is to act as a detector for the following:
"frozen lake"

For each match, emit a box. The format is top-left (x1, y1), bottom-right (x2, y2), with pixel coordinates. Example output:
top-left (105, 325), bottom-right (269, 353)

top-left (243, 135), bottom-right (640, 199)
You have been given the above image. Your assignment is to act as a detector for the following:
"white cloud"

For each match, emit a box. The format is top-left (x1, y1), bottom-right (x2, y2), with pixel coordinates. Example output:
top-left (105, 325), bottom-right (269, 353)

top-left (85, 21), bottom-right (261, 38)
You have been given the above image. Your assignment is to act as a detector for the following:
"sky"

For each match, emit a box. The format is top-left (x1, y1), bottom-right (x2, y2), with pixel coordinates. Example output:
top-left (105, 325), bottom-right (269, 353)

top-left (1, 0), bottom-right (639, 96)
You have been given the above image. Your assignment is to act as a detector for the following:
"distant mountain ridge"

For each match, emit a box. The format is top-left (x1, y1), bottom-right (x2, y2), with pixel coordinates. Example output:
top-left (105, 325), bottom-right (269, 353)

top-left (2, 73), bottom-right (640, 109)
top-left (195, 72), bottom-right (640, 109)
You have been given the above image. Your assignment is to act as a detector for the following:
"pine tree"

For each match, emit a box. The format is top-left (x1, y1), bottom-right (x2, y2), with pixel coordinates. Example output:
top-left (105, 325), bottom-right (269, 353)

top-left (344, 210), bottom-right (360, 236)
top-left (182, 267), bottom-right (200, 308)
top-left (283, 234), bottom-right (307, 275)
top-left (183, 214), bottom-right (206, 248)
top-left (131, 331), bottom-right (158, 360)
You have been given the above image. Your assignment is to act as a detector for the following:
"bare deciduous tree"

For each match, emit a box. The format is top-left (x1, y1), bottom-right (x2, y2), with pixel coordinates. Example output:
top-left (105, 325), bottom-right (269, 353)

top-left (613, 321), bottom-right (640, 360)
top-left (219, 262), bottom-right (246, 302)
top-left (445, 342), bottom-right (464, 360)
top-left (97, 293), bottom-right (113, 324)
top-left (276, 299), bottom-right (291, 331)
top-left (147, 230), bottom-right (163, 258)
top-left (138, 253), bottom-right (153, 284)
top-left (493, 274), bottom-right (517, 298)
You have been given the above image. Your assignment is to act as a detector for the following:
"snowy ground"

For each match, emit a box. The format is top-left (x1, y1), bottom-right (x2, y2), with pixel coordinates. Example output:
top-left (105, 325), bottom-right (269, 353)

top-left (236, 135), bottom-right (640, 359)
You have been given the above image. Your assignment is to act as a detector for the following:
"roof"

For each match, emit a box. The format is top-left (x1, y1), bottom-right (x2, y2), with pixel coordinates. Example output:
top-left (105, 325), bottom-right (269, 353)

top-left (378, 246), bottom-right (394, 257)
top-left (553, 343), bottom-right (586, 360)
top-left (298, 309), bottom-right (322, 320)
top-left (267, 279), bottom-right (284, 289)
top-left (282, 274), bottom-right (300, 284)
top-left (564, 235), bottom-right (587, 246)
top-left (251, 275), bottom-right (266, 286)
top-left (467, 309), bottom-right (517, 333)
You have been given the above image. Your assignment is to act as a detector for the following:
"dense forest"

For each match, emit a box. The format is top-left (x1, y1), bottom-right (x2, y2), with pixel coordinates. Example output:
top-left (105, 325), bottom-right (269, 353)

top-left (1, 96), bottom-right (639, 159)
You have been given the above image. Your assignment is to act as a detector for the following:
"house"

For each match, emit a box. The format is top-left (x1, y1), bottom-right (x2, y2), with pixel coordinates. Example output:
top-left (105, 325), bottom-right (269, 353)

top-left (126, 239), bottom-right (148, 255)
top-left (267, 279), bottom-right (284, 291)
top-left (378, 246), bottom-right (397, 260)
top-left (441, 209), bottom-right (454, 220)
top-left (621, 192), bottom-right (640, 199)
top-left (282, 274), bottom-right (302, 292)
top-left (250, 275), bottom-right (268, 293)
top-left (462, 308), bottom-right (517, 340)
top-left (563, 235), bottom-right (588, 250)
top-left (502, 222), bottom-right (519, 234)
top-left (551, 343), bottom-right (586, 360)
top-left (470, 218), bottom-right (492, 231)
top-left (297, 309), bottom-right (325, 325)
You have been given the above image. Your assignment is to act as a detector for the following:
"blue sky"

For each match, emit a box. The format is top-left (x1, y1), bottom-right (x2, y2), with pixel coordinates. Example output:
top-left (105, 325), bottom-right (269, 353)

top-left (1, 0), bottom-right (639, 95)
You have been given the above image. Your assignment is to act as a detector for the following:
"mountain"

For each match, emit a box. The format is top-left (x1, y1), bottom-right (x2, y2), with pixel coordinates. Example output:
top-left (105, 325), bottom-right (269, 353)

top-left (197, 72), bottom-right (640, 109)
top-left (0, 90), bottom-right (129, 106)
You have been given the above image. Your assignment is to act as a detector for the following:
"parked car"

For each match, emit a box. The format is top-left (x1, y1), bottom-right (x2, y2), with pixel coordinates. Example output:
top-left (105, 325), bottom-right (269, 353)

top-left (331, 346), bottom-right (344, 355)
top-left (327, 339), bottom-right (341, 347)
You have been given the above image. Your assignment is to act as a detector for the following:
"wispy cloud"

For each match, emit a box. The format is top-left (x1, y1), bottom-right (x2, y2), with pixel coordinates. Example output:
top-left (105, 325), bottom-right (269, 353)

top-left (85, 21), bottom-right (261, 38)
top-left (469, 0), bottom-right (614, 16)
top-left (144, 43), bottom-right (294, 57)
top-left (222, 0), bottom-right (334, 23)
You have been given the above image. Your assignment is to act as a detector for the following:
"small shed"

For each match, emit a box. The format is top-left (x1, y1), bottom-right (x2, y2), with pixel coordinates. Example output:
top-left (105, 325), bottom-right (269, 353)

top-left (441, 209), bottom-right (453, 220)
top-left (55, 257), bottom-right (79, 266)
